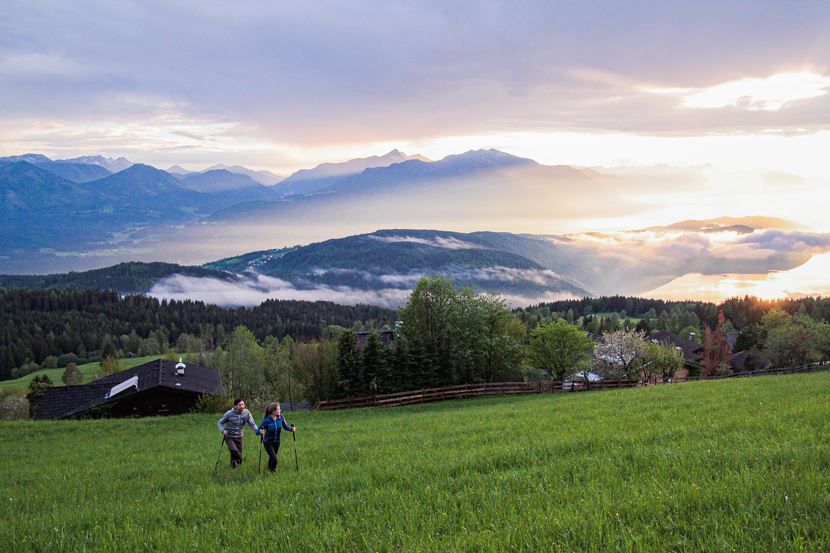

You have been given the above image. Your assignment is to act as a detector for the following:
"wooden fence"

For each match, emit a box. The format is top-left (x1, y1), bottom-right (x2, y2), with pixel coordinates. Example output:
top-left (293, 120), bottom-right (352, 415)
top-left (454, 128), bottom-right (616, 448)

top-left (313, 378), bottom-right (639, 410)
top-left (676, 361), bottom-right (829, 382)
top-left (313, 361), bottom-right (830, 411)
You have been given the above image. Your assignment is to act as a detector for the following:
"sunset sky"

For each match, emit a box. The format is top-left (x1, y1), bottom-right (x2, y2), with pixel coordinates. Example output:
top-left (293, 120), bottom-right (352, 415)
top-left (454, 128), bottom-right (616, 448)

top-left (2, 2), bottom-right (828, 174)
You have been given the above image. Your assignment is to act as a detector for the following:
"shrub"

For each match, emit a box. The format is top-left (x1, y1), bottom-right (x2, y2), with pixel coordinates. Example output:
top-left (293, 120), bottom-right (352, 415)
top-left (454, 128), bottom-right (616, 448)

top-left (193, 394), bottom-right (233, 414)
top-left (96, 356), bottom-right (123, 378)
top-left (0, 389), bottom-right (28, 420)
top-left (61, 363), bottom-right (83, 385)
top-left (12, 361), bottom-right (40, 379)
top-left (26, 375), bottom-right (54, 417)
top-left (57, 353), bottom-right (80, 367)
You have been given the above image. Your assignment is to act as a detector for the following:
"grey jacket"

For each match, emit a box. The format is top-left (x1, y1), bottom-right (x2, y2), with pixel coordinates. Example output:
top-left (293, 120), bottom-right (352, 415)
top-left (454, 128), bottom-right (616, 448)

top-left (217, 408), bottom-right (258, 438)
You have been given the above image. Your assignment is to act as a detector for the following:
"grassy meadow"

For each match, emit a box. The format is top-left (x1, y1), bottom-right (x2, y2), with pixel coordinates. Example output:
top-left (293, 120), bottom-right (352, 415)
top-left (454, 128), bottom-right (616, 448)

top-left (0, 355), bottom-right (163, 391)
top-left (2, 372), bottom-right (829, 552)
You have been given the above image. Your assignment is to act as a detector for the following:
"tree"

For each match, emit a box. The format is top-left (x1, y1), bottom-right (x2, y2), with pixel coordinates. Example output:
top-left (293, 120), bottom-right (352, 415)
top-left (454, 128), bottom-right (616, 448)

top-left (593, 330), bottom-right (648, 380)
top-left (220, 326), bottom-right (265, 400)
top-left (42, 355), bottom-right (58, 369)
top-left (262, 336), bottom-right (296, 404)
top-left (398, 277), bottom-right (523, 386)
top-left (139, 337), bottom-right (160, 356)
top-left (97, 355), bottom-right (123, 378)
top-left (336, 331), bottom-right (361, 397)
top-left (99, 334), bottom-right (118, 359)
top-left (13, 361), bottom-right (40, 379)
top-left (702, 310), bottom-right (731, 377)
top-left (677, 325), bottom-right (702, 344)
top-left (398, 277), bottom-right (456, 383)
top-left (361, 332), bottom-right (387, 394)
top-left (389, 338), bottom-right (415, 392)
top-left (760, 309), bottom-right (821, 368)
top-left (26, 374), bottom-right (53, 416)
top-left (643, 342), bottom-right (685, 384)
top-left (61, 362), bottom-right (83, 385)
top-left (528, 320), bottom-right (594, 381)
top-left (294, 340), bottom-right (338, 404)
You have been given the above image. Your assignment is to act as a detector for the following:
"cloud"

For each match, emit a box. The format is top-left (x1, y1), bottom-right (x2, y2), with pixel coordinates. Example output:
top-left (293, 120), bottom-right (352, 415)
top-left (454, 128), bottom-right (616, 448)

top-left (462, 267), bottom-right (566, 285)
top-left (148, 273), bottom-right (410, 308)
top-left (0, 52), bottom-right (92, 78)
top-left (3, 1), bottom-right (830, 168)
top-left (737, 230), bottom-right (830, 252)
top-left (303, 265), bottom-right (573, 289)
top-left (659, 72), bottom-right (830, 112)
top-left (552, 227), bottom-right (830, 295)
top-left (368, 235), bottom-right (481, 250)
top-left (147, 271), bottom-right (582, 309)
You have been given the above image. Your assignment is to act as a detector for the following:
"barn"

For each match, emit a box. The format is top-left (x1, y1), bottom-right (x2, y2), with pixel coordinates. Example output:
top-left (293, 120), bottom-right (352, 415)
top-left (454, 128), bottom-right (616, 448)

top-left (33, 358), bottom-right (223, 420)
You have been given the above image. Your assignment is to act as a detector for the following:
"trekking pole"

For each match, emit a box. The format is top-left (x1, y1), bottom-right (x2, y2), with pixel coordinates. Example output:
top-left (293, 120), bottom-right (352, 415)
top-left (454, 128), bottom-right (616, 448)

top-left (213, 435), bottom-right (225, 476)
top-left (258, 435), bottom-right (263, 474)
top-left (292, 428), bottom-right (299, 471)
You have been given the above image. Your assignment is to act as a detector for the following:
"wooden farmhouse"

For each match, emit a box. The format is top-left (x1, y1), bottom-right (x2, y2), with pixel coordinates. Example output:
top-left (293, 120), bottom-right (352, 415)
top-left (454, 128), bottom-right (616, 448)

top-left (33, 359), bottom-right (223, 420)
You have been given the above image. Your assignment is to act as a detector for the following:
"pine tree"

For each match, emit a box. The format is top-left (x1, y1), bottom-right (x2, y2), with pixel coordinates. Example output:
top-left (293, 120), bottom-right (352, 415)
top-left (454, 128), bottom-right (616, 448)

top-left (336, 331), bottom-right (361, 397)
top-left (361, 332), bottom-right (388, 393)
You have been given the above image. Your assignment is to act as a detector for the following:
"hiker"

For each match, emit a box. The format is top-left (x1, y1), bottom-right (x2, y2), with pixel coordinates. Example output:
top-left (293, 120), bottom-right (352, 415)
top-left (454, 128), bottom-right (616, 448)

top-left (217, 398), bottom-right (259, 468)
top-left (257, 402), bottom-right (296, 472)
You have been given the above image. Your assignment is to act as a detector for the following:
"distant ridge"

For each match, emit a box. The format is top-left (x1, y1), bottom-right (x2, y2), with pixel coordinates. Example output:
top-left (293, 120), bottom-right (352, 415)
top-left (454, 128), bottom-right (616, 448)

top-left (275, 149), bottom-right (427, 196)
top-left (0, 262), bottom-right (235, 294)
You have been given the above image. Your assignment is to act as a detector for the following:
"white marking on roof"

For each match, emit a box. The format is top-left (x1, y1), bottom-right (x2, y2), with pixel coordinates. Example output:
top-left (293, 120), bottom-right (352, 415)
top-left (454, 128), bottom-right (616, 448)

top-left (105, 375), bottom-right (139, 399)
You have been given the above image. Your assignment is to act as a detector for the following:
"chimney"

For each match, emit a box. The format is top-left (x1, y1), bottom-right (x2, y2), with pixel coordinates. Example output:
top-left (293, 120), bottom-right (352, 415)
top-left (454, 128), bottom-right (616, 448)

top-left (175, 357), bottom-right (186, 376)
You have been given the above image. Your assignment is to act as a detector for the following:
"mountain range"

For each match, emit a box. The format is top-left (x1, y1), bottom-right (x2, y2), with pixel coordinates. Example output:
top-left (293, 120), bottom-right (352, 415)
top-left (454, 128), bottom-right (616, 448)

top-left (2, 147), bottom-right (573, 272)
top-left (1, 148), bottom-right (822, 306)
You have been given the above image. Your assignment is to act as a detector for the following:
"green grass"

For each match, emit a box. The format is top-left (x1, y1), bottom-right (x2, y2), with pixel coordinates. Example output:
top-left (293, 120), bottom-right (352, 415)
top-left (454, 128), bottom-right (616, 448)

top-left (581, 311), bottom-right (642, 324)
top-left (0, 355), bottom-right (164, 391)
top-left (2, 373), bottom-right (829, 552)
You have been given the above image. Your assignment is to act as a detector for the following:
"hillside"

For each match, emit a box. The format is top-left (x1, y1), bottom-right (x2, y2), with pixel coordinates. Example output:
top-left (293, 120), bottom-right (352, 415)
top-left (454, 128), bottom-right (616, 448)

top-left (0, 262), bottom-right (235, 293)
top-left (204, 229), bottom-right (590, 302)
top-left (2, 373), bottom-right (828, 551)
top-left (0, 355), bottom-right (163, 391)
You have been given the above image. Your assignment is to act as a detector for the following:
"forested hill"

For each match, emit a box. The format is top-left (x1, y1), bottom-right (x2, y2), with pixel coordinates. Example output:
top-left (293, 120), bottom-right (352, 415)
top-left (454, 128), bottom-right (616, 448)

top-left (0, 288), bottom-right (395, 381)
top-left (523, 295), bottom-right (830, 330)
top-left (0, 262), bottom-right (235, 293)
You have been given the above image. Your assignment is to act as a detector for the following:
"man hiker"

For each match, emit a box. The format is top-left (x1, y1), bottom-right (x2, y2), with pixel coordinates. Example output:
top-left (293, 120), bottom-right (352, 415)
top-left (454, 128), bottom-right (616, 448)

top-left (257, 402), bottom-right (296, 472)
top-left (217, 398), bottom-right (258, 468)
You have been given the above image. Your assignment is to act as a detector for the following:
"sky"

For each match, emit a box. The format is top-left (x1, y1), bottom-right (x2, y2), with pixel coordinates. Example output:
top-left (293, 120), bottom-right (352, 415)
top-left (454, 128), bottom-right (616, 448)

top-left (2, 1), bottom-right (829, 177)
top-left (3, 1), bottom-right (830, 302)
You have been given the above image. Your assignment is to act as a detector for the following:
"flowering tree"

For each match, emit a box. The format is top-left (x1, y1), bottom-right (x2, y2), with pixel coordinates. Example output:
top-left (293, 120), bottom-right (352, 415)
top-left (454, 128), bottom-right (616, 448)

top-left (593, 329), bottom-right (648, 380)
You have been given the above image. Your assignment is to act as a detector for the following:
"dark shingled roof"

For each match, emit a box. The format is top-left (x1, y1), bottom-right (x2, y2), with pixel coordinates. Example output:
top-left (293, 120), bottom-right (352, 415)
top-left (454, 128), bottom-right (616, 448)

top-left (650, 330), bottom-right (704, 362)
top-left (355, 330), bottom-right (395, 346)
top-left (33, 359), bottom-right (222, 420)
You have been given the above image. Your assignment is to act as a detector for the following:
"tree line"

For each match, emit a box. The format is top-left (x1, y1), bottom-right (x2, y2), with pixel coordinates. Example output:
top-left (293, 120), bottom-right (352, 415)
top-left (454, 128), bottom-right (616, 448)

top-left (0, 288), bottom-right (393, 381)
top-left (8, 283), bottom-right (830, 405)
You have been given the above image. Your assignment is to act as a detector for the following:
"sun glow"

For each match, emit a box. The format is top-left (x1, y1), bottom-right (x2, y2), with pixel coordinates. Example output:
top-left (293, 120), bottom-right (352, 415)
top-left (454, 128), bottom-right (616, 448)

top-left (646, 71), bottom-right (830, 111)
top-left (644, 252), bottom-right (830, 302)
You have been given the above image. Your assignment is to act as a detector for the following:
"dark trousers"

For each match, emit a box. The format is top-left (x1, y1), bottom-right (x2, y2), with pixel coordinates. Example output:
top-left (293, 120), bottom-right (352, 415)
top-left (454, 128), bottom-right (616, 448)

top-left (225, 435), bottom-right (243, 467)
top-left (263, 441), bottom-right (281, 472)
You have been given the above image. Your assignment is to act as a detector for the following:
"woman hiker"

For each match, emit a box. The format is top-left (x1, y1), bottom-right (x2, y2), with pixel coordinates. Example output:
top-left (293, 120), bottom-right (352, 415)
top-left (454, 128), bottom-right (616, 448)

top-left (257, 402), bottom-right (296, 472)
top-left (217, 398), bottom-right (259, 468)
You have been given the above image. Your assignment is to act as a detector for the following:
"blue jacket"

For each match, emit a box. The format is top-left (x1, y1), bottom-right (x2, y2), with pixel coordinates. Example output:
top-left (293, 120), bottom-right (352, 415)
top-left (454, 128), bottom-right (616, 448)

top-left (257, 415), bottom-right (293, 444)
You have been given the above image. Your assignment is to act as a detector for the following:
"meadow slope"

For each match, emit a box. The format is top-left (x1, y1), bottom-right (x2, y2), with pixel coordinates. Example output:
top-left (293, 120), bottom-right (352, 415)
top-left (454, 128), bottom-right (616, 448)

top-left (2, 373), bottom-right (829, 552)
top-left (0, 356), bottom-right (164, 391)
